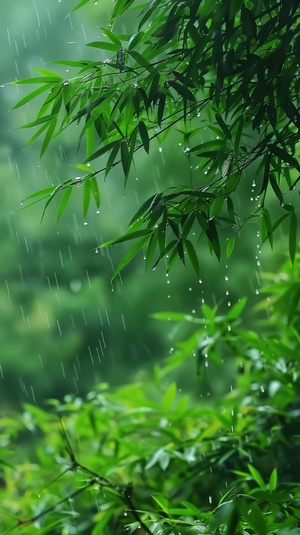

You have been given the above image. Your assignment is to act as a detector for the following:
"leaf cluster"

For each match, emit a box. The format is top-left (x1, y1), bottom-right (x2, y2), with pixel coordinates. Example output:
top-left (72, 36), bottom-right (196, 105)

top-left (1, 257), bottom-right (300, 534)
top-left (11, 0), bottom-right (300, 273)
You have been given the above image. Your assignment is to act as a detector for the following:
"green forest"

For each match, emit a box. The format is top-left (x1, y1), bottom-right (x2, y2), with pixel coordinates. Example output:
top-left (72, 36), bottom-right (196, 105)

top-left (0, 0), bottom-right (299, 533)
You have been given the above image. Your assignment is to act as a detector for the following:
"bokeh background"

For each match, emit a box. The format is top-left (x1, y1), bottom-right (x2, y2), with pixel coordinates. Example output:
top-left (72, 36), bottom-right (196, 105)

top-left (0, 0), bottom-right (286, 410)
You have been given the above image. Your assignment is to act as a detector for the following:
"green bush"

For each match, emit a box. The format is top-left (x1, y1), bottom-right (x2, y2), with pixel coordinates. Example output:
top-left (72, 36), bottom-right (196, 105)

top-left (1, 256), bottom-right (299, 534)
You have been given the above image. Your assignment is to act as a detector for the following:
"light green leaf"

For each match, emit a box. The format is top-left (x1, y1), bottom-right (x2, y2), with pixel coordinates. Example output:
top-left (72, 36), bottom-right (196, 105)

top-left (111, 236), bottom-right (149, 280)
top-left (12, 85), bottom-right (52, 109)
top-left (269, 468), bottom-right (277, 491)
top-left (72, 0), bottom-right (91, 11)
top-left (101, 28), bottom-right (122, 47)
top-left (40, 118), bottom-right (57, 157)
top-left (90, 177), bottom-right (101, 209)
top-left (87, 41), bottom-right (120, 52)
top-left (247, 464), bottom-right (266, 489)
top-left (83, 181), bottom-right (91, 218)
top-left (162, 382), bottom-right (176, 411)
top-left (12, 76), bottom-right (63, 85)
top-left (226, 297), bottom-right (247, 321)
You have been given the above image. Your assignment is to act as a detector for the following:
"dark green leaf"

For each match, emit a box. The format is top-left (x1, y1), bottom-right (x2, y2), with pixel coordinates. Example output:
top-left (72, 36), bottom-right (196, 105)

top-left (100, 229), bottom-right (152, 248)
top-left (105, 141), bottom-right (121, 177)
top-left (138, 121), bottom-right (150, 153)
top-left (185, 240), bottom-right (200, 278)
top-left (269, 174), bottom-right (283, 204)
top-left (215, 114), bottom-right (232, 140)
top-left (289, 212), bottom-right (297, 264)
top-left (269, 144), bottom-right (299, 168)
top-left (206, 218), bottom-right (221, 261)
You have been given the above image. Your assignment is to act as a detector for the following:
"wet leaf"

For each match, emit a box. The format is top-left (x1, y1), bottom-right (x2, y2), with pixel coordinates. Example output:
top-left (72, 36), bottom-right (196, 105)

top-left (40, 118), bottom-right (57, 157)
top-left (215, 113), bottom-right (232, 140)
top-left (185, 240), bottom-right (200, 278)
top-left (57, 187), bottom-right (72, 221)
top-left (83, 181), bottom-right (91, 218)
top-left (111, 236), bottom-right (149, 280)
top-left (226, 235), bottom-right (235, 259)
top-left (138, 121), bottom-right (150, 153)
top-left (289, 212), bottom-right (297, 264)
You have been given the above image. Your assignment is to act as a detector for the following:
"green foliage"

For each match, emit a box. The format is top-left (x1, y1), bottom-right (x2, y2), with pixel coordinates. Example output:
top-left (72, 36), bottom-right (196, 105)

top-left (11, 0), bottom-right (300, 275)
top-left (1, 256), bottom-right (300, 534)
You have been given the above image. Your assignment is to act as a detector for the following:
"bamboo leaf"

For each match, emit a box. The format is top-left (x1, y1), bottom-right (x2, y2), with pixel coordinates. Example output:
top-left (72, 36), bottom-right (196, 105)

top-left (215, 113), bottom-right (232, 140)
top-left (101, 28), bottom-right (122, 47)
top-left (269, 174), bottom-right (283, 204)
top-left (12, 77), bottom-right (63, 85)
top-left (111, 236), bottom-right (149, 280)
top-left (138, 121), bottom-right (150, 153)
top-left (105, 141), bottom-right (121, 177)
top-left (12, 85), bottom-right (52, 109)
top-left (87, 141), bottom-right (121, 163)
top-left (87, 41), bottom-right (120, 52)
top-left (269, 468), bottom-right (277, 491)
top-left (83, 181), bottom-right (91, 218)
top-left (247, 464), bottom-right (266, 489)
top-left (57, 187), bottom-right (72, 221)
top-left (101, 229), bottom-right (152, 248)
top-left (40, 118), bottom-right (57, 157)
top-left (20, 114), bottom-right (57, 129)
top-left (226, 235), bottom-right (235, 259)
top-left (269, 144), bottom-right (299, 168)
top-left (206, 218), bottom-right (221, 261)
top-left (289, 212), bottom-right (297, 264)
top-left (90, 177), bottom-right (101, 209)
top-left (185, 240), bottom-right (200, 278)
top-left (72, 0), bottom-right (91, 11)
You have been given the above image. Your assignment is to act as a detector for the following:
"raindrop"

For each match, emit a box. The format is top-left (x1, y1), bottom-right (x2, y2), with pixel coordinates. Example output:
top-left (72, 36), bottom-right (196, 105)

top-left (84, 221), bottom-right (88, 226)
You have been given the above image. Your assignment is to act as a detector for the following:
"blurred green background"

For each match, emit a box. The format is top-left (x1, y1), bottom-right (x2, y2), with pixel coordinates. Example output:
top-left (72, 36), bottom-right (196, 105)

top-left (0, 0), bottom-right (286, 410)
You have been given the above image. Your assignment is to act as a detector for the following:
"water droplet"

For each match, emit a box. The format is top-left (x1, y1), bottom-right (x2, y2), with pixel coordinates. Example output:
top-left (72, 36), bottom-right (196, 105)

top-left (84, 221), bottom-right (88, 226)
